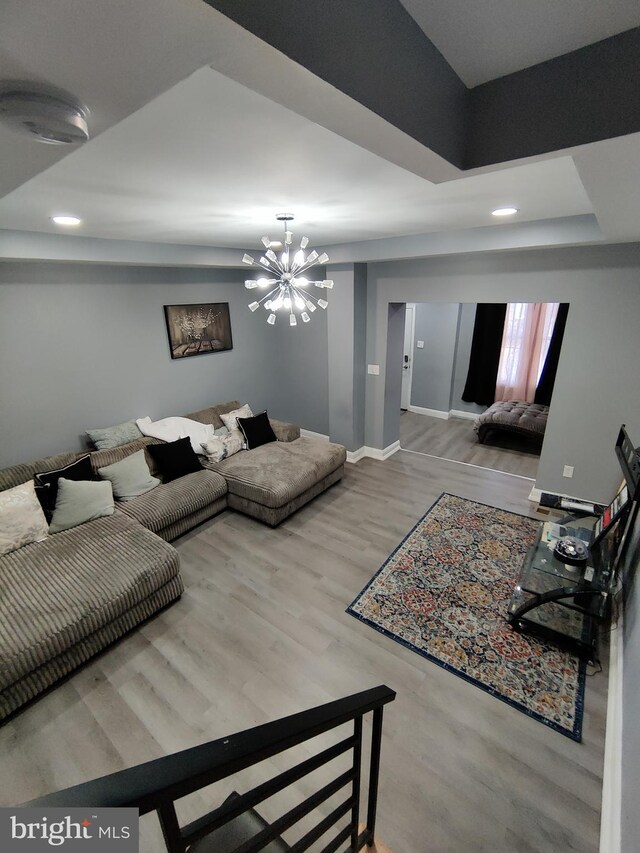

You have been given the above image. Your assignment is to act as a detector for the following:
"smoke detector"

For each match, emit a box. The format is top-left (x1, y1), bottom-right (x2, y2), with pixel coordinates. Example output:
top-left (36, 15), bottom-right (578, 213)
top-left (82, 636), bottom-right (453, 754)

top-left (0, 82), bottom-right (89, 145)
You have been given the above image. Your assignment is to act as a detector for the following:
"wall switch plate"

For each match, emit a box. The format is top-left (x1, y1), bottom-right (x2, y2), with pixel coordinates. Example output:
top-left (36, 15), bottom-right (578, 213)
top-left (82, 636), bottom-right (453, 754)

top-left (416, 340), bottom-right (424, 348)
top-left (367, 364), bottom-right (380, 375)
top-left (563, 465), bottom-right (574, 478)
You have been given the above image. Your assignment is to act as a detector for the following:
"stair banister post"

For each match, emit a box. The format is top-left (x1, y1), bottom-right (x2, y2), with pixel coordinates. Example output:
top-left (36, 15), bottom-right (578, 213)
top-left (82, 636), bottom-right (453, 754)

top-left (365, 706), bottom-right (384, 846)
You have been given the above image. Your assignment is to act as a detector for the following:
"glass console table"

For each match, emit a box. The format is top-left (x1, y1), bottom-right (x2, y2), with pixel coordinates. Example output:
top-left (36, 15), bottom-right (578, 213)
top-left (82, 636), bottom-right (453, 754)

top-left (507, 515), bottom-right (613, 661)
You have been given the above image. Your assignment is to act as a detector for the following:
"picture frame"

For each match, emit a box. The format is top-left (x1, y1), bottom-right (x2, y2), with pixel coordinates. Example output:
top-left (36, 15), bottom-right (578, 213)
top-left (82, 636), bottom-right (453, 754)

top-left (164, 302), bottom-right (233, 359)
top-left (591, 482), bottom-right (630, 546)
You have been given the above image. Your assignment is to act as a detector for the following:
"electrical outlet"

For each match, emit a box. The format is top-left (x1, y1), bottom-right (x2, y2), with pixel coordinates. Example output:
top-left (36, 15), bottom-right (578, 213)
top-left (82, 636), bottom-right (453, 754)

top-left (563, 465), bottom-right (574, 478)
top-left (416, 340), bottom-right (424, 349)
top-left (367, 364), bottom-right (380, 375)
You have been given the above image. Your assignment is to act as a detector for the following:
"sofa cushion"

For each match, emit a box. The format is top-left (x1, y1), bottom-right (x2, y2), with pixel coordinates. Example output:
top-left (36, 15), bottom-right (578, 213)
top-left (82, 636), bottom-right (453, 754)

top-left (204, 437), bottom-right (346, 509)
top-left (86, 419), bottom-right (143, 451)
top-left (183, 400), bottom-right (241, 429)
top-left (238, 411), bottom-right (277, 450)
top-left (116, 468), bottom-right (227, 533)
top-left (147, 437), bottom-right (203, 482)
top-left (89, 436), bottom-right (165, 478)
top-left (34, 454), bottom-right (94, 519)
top-left (0, 481), bottom-right (49, 557)
top-left (49, 478), bottom-right (114, 534)
top-left (0, 451), bottom-right (84, 492)
top-left (0, 513), bottom-right (180, 693)
top-left (98, 449), bottom-right (160, 501)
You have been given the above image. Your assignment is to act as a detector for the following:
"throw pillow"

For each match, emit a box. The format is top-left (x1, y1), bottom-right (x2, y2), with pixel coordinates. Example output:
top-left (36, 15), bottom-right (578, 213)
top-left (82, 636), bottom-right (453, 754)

top-left (49, 478), bottom-right (115, 534)
top-left (237, 411), bottom-right (277, 450)
top-left (98, 449), bottom-right (160, 501)
top-left (86, 419), bottom-right (142, 451)
top-left (214, 426), bottom-right (229, 437)
top-left (136, 416), bottom-right (216, 455)
top-left (220, 404), bottom-right (253, 443)
top-left (200, 432), bottom-right (244, 463)
top-left (0, 480), bottom-right (49, 556)
top-left (147, 437), bottom-right (202, 482)
top-left (34, 454), bottom-right (94, 520)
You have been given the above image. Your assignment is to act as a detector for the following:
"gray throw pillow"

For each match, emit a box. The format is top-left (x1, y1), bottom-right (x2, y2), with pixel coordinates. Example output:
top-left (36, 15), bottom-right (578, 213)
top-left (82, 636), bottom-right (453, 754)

top-left (49, 477), bottom-right (114, 534)
top-left (98, 449), bottom-right (160, 501)
top-left (86, 419), bottom-right (142, 451)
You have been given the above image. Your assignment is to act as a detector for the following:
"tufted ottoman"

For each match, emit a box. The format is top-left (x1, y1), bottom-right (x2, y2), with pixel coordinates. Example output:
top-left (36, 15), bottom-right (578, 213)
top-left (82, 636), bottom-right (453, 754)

top-left (474, 401), bottom-right (549, 446)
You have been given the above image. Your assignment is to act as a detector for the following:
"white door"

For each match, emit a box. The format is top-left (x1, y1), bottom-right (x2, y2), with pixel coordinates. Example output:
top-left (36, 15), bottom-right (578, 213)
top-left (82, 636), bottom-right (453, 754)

top-left (401, 305), bottom-right (415, 409)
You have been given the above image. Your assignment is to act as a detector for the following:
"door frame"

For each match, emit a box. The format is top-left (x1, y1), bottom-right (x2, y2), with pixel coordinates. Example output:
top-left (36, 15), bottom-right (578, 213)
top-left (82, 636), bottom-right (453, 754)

top-left (400, 303), bottom-right (416, 410)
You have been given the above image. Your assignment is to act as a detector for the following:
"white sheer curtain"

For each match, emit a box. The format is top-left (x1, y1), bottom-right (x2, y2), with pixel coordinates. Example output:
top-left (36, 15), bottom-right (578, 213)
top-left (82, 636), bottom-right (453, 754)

top-left (495, 302), bottom-right (559, 402)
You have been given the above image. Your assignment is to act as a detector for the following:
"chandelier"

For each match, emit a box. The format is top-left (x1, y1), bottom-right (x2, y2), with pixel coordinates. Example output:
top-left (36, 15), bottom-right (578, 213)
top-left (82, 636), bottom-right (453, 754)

top-left (242, 214), bottom-right (333, 326)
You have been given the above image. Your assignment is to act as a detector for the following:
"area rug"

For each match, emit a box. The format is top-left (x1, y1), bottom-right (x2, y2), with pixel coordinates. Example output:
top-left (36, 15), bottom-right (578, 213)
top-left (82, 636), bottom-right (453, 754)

top-left (347, 493), bottom-right (586, 741)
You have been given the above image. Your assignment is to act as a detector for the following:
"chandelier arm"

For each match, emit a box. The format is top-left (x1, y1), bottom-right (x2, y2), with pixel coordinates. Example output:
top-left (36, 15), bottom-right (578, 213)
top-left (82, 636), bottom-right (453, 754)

top-left (257, 286), bottom-right (281, 306)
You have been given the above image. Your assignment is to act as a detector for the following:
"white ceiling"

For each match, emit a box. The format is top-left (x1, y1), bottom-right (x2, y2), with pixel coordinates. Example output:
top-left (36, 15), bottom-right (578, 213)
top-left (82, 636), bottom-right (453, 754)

top-left (0, 0), bottom-right (639, 261)
top-left (399, 0), bottom-right (640, 86)
top-left (0, 68), bottom-right (594, 247)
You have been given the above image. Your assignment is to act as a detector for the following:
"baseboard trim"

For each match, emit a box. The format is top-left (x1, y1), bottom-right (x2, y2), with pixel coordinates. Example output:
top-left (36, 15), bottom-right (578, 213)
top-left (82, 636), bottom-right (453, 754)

top-left (449, 409), bottom-right (480, 421)
top-left (407, 406), bottom-right (482, 422)
top-left (300, 429), bottom-right (330, 441)
top-left (407, 405), bottom-right (449, 420)
top-left (600, 612), bottom-right (623, 853)
top-left (346, 442), bottom-right (401, 463)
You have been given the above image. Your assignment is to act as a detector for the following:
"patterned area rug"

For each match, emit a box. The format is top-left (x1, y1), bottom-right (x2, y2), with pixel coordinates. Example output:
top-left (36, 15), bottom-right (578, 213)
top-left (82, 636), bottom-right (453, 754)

top-left (347, 493), bottom-right (586, 740)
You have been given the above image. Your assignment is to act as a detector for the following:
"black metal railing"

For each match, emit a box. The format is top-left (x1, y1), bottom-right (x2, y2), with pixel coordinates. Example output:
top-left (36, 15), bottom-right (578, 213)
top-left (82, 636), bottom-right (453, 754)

top-left (25, 685), bottom-right (396, 852)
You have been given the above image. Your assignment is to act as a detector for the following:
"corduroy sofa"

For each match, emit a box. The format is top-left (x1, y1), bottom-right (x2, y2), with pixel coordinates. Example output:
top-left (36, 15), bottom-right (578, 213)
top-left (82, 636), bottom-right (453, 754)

top-left (0, 401), bottom-right (346, 720)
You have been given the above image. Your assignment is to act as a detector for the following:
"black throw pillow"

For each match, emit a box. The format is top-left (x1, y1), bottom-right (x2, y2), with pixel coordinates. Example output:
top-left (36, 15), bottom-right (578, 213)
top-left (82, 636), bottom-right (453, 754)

top-left (237, 411), bottom-right (277, 450)
top-left (34, 454), bottom-right (95, 520)
top-left (147, 437), bottom-right (202, 482)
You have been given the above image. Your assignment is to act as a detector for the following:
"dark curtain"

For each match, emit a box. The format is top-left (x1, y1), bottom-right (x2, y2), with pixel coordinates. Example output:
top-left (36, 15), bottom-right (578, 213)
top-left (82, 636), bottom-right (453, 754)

top-left (461, 303), bottom-right (507, 406)
top-left (534, 303), bottom-right (569, 406)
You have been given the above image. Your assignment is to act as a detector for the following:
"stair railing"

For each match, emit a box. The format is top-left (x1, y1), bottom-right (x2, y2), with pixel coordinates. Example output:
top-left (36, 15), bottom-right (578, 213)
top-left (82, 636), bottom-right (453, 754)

top-left (25, 684), bottom-right (396, 852)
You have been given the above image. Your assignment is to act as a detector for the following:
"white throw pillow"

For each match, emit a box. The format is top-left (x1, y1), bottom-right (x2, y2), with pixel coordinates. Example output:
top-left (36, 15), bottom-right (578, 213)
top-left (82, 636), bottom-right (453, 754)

top-left (201, 432), bottom-right (244, 463)
top-left (219, 404), bottom-right (253, 444)
top-left (136, 416), bottom-right (216, 455)
top-left (0, 480), bottom-right (49, 556)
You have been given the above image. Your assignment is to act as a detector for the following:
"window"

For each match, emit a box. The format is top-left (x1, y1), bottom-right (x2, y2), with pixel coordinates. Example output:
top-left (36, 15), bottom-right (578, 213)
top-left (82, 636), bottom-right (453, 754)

top-left (495, 303), bottom-right (559, 402)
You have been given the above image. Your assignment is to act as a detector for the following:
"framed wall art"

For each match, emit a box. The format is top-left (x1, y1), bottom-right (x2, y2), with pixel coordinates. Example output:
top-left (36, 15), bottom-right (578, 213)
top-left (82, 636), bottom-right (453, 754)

top-left (164, 303), bottom-right (233, 359)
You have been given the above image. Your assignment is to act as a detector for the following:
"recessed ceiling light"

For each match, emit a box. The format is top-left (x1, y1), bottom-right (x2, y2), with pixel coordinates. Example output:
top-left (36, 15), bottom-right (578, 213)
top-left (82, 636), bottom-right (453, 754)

top-left (51, 215), bottom-right (81, 226)
top-left (492, 207), bottom-right (519, 217)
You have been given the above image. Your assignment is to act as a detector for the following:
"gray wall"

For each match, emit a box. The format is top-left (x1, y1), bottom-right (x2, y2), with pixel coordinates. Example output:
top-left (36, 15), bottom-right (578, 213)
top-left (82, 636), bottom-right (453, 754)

top-left (271, 303), bottom-right (329, 436)
top-left (450, 303), bottom-right (485, 416)
top-left (366, 244), bottom-right (640, 504)
top-left (410, 302), bottom-right (459, 412)
top-left (0, 262), bottom-right (288, 466)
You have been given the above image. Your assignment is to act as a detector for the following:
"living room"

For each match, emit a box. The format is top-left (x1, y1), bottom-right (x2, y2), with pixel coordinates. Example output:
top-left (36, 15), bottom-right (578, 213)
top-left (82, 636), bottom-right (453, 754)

top-left (1, 2), bottom-right (640, 852)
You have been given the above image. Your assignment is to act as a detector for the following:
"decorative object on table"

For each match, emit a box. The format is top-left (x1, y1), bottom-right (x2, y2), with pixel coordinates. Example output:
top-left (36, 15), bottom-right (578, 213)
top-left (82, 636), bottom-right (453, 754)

top-left (347, 492), bottom-right (586, 741)
top-left (553, 535), bottom-right (589, 567)
top-left (241, 214), bottom-right (332, 326)
top-left (164, 302), bottom-right (232, 359)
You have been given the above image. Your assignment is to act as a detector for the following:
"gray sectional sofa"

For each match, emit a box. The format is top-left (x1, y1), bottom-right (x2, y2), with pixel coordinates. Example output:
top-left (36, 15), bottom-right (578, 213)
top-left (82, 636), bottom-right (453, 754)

top-left (0, 401), bottom-right (346, 720)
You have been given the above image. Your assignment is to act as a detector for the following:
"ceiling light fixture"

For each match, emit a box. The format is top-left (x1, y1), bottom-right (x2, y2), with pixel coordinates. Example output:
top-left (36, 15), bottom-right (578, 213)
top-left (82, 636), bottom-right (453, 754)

top-left (242, 214), bottom-right (331, 327)
top-left (51, 215), bottom-right (81, 226)
top-left (492, 207), bottom-right (519, 217)
top-left (0, 82), bottom-right (89, 145)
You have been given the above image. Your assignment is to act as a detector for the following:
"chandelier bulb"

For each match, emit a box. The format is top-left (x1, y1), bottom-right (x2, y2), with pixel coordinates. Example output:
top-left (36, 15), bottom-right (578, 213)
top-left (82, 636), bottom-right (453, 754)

top-left (317, 252), bottom-right (329, 264)
top-left (267, 313), bottom-right (276, 325)
top-left (289, 314), bottom-right (297, 326)
top-left (248, 302), bottom-right (260, 312)
top-left (285, 230), bottom-right (293, 245)
top-left (323, 279), bottom-right (334, 289)
top-left (317, 299), bottom-right (328, 309)
top-left (301, 312), bottom-right (310, 323)
top-left (261, 236), bottom-right (271, 249)
top-left (300, 236), bottom-right (309, 249)
top-left (242, 253), bottom-right (254, 265)
top-left (244, 280), bottom-right (258, 289)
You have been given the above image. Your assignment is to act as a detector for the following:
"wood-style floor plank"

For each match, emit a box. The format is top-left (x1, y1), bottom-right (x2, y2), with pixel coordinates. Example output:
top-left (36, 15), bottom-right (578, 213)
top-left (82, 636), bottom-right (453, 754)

top-left (400, 410), bottom-right (542, 479)
top-left (0, 452), bottom-right (606, 852)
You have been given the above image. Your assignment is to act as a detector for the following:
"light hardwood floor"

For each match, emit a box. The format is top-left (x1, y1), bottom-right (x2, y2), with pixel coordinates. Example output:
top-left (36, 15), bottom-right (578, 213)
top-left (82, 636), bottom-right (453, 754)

top-left (0, 452), bottom-right (607, 853)
top-left (400, 411), bottom-right (541, 480)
